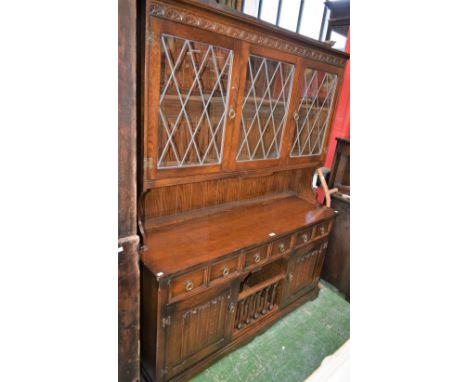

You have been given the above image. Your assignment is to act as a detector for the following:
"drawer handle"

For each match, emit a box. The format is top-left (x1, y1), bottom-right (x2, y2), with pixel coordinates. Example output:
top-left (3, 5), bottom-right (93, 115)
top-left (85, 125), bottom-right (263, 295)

top-left (229, 107), bottom-right (236, 120)
top-left (253, 253), bottom-right (261, 263)
top-left (228, 302), bottom-right (236, 313)
top-left (301, 233), bottom-right (308, 243)
top-left (185, 280), bottom-right (194, 292)
top-left (279, 243), bottom-right (286, 253)
top-left (222, 266), bottom-right (230, 277)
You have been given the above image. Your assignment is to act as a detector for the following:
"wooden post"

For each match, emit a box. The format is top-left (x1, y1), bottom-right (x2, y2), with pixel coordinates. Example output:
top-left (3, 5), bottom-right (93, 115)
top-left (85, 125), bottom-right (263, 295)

top-left (119, 0), bottom-right (140, 380)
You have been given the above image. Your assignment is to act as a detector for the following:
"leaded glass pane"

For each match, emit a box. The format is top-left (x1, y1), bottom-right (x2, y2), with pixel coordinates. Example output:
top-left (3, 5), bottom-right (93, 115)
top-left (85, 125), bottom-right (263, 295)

top-left (290, 69), bottom-right (338, 157)
top-left (158, 34), bottom-right (233, 168)
top-left (237, 55), bottom-right (295, 161)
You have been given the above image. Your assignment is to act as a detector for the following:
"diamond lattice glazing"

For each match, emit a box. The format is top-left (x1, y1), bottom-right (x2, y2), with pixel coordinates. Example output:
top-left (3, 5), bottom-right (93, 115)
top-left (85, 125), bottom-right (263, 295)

top-left (290, 69), bottom-right (338, 157)
top-left (158, 34), bottom-right (233, 168)
top-left (237, 55), bottom-right (295, 161)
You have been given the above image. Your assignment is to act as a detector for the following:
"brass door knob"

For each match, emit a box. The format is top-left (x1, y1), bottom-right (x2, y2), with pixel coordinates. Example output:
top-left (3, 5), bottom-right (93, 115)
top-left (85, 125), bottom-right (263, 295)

top-left (222, 266), bottom-right (230, 277)
top-left (229, 107), bottom-right (236, 119)
top-left (254, 254), bottom-right (261, 263)
top-left (279, 243), bottom-right (286, 252)
top-left (185, 280), bottom-right (194, 292)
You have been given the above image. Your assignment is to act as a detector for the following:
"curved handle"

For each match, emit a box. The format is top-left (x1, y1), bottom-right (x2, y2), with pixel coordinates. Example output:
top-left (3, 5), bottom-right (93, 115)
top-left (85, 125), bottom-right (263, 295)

top-left (315, 167), bottom-right (338, 208)
top-left (229, 107), bottom-right (236, 120)
top-left (254, 253), bottom-right (261, 263)
top-left (222, 266), bottom-right (230, 277)
top-left (293, 111), bottom-right (299, 122)
top-left (185, 280), bottom-right (194, 292)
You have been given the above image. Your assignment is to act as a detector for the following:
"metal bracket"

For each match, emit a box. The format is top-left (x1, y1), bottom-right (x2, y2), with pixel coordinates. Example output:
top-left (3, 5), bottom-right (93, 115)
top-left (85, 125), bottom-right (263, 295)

top-left (143, 157), bottom-right (154, 170)
top-left (162, 316), bottom-right (171, 328)
top-left (147, 31), bottom-right (155, 47)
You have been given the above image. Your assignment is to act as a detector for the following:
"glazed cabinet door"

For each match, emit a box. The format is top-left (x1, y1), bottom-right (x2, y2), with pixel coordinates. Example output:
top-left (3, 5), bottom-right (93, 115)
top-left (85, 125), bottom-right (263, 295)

top-left (143, 20), bottom-right (242, 185)
top-left (162, 279), bottom-right (240, 380)
top-left (287, 63), bottom-right (340, 165)
top-left (227, 45), bottom-right (298, 170)
top-left (282, 240), bottom-right (328, 305)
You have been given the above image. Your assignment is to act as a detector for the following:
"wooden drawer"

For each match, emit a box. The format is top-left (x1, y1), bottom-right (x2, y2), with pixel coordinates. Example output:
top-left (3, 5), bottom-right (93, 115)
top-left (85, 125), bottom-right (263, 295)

top-left (313, 220), bottom-right (332, 239)
top-left (271, 235), bottom-right (293, 257)
top-left (293, 227), bottom-right (314, 248)
top-left (170, 268), bottom-right (207, 300)
top-left (210, 256), bottom-right (239, 283)
top-left (243, 245), bottom-right (268, 270)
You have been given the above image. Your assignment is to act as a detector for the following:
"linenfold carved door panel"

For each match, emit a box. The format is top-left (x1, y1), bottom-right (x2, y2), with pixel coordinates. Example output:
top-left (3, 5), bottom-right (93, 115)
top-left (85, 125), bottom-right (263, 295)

top-left (163, 280), bottom-right (240, 380)
top-left (283, 243), bottom-right (320, 305)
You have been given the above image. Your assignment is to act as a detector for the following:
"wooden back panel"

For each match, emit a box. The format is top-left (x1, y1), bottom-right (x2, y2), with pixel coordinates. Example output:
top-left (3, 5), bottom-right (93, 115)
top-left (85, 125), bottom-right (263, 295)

top-left (142, 167), bottom-right (315, 228)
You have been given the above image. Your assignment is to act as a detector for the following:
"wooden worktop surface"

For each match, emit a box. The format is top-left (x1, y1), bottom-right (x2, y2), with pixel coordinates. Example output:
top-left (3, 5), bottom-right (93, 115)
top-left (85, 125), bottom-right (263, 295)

top-left (142, 195), bottom-right (335, 277)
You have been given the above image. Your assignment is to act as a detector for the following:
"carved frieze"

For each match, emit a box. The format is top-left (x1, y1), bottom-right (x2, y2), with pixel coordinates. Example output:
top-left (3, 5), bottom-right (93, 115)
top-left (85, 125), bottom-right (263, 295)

top-left (182, 294), bottom-right (227, 319)
top-left (149, 2), bottom-right (347, 67)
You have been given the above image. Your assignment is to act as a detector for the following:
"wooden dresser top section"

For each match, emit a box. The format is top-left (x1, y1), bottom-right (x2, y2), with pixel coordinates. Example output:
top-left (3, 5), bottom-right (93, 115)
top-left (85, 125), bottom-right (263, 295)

top-left (142, 195), bottom-right (335, 276)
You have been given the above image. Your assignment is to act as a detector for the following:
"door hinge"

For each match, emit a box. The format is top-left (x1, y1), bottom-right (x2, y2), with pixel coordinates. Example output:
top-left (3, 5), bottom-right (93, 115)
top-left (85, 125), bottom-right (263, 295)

top-left (162, 316), bottom-right (171, 328)
top-left (143, 157), bottom-right (153, 170)
top-left (147, 31), bottom-right (155, 47)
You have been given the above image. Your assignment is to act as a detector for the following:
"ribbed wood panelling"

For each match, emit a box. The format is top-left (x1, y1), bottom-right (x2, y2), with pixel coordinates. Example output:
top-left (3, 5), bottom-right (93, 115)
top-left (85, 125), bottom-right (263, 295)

top-left (143, 168), bottom-right (314, 221)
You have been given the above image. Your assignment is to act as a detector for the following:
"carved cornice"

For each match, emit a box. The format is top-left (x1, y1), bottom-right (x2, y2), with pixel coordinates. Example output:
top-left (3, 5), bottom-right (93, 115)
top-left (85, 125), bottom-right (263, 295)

top-left (149, 2), bottom-right (347, 67)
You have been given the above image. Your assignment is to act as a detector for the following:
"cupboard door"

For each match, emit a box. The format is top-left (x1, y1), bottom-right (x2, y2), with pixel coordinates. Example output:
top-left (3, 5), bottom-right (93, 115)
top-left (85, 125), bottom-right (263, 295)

top-left (311, 240), bottom-right (329, 286)
top-left (283, 243), bottom-right (321, 304)
top-left (163, 279), bottom-right (239, 380)
top-left (157, 34), bottom-right (233, 169)
top-left (289, 67), bottom-right (338, 159)
top-left (144, 20), bottom-right (242, 184)
top-left (235, 53), bottom-right (295, 163)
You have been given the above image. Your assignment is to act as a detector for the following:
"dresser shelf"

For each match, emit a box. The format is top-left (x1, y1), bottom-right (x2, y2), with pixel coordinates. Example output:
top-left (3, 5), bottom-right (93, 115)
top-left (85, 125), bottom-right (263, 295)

top-left (142, 195), bottom-right (334, 276)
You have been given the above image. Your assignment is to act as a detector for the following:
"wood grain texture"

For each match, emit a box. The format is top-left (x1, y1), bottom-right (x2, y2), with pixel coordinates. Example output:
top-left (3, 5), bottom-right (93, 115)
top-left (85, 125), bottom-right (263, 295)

top-left (119, 0), bottom-right (138, 238)
top-left (118, 235), bottom-right (140, 382)
top-left (321, 194), bottom-right (350, 301)
top-left (143, 168), bottom-right (314, 222)
top-left (142, 195), bottom-right (335, 275)
top-left (119, 0), bottom-right (139, 380)
top-left (136, 1), bottom-right (349, 380)
top-left (328, 137), bottom-right (350, 192)
top-left (149, 0), bottom-right (348, 67)
top-left (141, 0), bottom-right (347, 189)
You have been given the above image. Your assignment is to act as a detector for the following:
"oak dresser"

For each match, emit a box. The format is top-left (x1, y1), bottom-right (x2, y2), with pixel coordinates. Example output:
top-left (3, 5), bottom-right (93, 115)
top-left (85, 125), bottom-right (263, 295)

top-left (138, 1), bottom-right (349, 381)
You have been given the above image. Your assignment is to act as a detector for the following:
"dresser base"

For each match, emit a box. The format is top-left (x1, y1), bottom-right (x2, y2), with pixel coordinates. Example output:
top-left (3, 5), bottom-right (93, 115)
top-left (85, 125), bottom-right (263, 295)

top-left (142, 285), bottom-right (320, 382)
